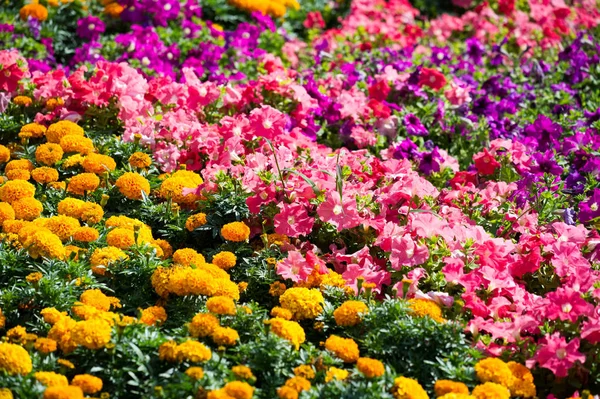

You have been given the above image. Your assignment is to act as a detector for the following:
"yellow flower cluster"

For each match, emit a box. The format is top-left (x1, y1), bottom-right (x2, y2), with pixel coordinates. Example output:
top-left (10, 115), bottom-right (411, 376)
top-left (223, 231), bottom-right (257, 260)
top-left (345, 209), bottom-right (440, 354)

top-left (324, 335), bottom-right (360, 363)
top-left (185, 366), bottom-right (204, 380)
top-left (391, 376), bottom-right (429, 399)
top-left (115, 172), bottom-right (150, 200)
top-left (0, 342), bottom-right (33, 375)
top-left (151, 264), bottom-right (240, 300)
top-left (356, 357), bottom-right (385, 378)
top-left (208, 381), bottom-right (254, 399)
top-left (279, 287), bottom-right (324, 320)
top-left (232, 365), bottom-right (255, 380)
top-left (207, 296), bottom-right (237, 315)
top-left (159, 340), bottom-right (212, 363)
top-left (20, 3), bottom-right (48, 21)
top-left (265, 318), bottom-right (306, 349)
top-left (71, 374), bottom-right (103, 394)
top-left (325, 367), bottom-right (348, 382)
top-left (35, 371), bottom-right (69, 387)
top-left (159, 170), bottom-right (203, 204)
top-left (186, 212), bottom-right (207, 231)
top-left (474, 358), bottom-right (535, 398)
top-left (293, 364), bottom-right (315, 380)
top-left (221, 221), bottom-right (251, 242)
top-left (408, 298), bottom-right (445, 323)
top-left (434, 380), bottom-right (470, 397)
top-left (139, 306), bottom-right (167, 326)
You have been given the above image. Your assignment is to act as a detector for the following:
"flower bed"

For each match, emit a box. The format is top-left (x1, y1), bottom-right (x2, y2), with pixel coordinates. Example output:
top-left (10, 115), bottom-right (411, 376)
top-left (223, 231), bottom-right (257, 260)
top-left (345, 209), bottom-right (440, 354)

top-left (0, 1), bottom-right (600, 399)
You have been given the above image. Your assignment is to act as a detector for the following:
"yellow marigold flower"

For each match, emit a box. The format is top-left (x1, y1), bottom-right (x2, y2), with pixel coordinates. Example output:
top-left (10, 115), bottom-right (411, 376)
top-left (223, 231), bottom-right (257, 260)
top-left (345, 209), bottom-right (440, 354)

top-left (435, 380), bottom-right (470, 396)
top-left (12, 197), bottom-right (43, 221)
top-left (0, 145), bottom-right (10, 163)
top-left (57, 198), bottom-right (84, 217)
top-left (27, 230), bottom-right (65, 260)
top-left (238, 282), bottom-right (249, 293)
top-left (19, 123), bottom-right (46, 139)
top-left (6, 325), bottom-right (27, 343)
top-left (71, 374), bottom-right (103, 394)
top-left (185, 366), bottom-right (204, 380)
top-left (0, 388), bottom-right (13, 399)
top-left (475, 358), bottom-right (514, 387)
top-left (13, 96), bottom-right (32, 106)
top-left (139, 306), bottom-right (167, 326)
top-left (31, 167), bottom-right (59, 184)
top-left (206, 296), bottom-right (236, 315)
top-left (6, 169), bottom-right (30, 180)
top-left (232, 365), bottom-right (254, 380)
top-left (356, 357), bottom-right (385, 378)
top-left (212, 251), bottom-right (237, 270)
top-left (293, 365), bottom-right (315, 380)
top-left (270, 306), bottom-right (293, 320)
top-left (438, 395), bottom-right (475, 399)
top-left (73, 226), bottom-right (99, 242)
top-left (189, 313), bottom-right (220, 338)
top-left (284, 376), bottom-right (310, 392)
top-left (0, 202), bottom-right (15, 225)
top-left (49, 181), bottom-right (66, 190)
top-left (60, 134), bottom-right (94, 154)
top-left (115, 172), bottom-right (150, 200)
top-left (106, 228), bottom-right (135, 249)
top-left (45, 215), bottom-right (80, 241)
top-left (221, 221), bottom-right (250, 242)
top-left (471, 383), bottom-right (510, 399)
top-left (177, 340), bottom-right (212, 363)
top-left (57, 359), bottom-right (75, 369)
top-left (80, 202), bottom-right (103, 224)
top-left (391, 376), bottom-right (429, 399)
top-left (71, 319), bottom-right (112, 349)
top-left (0, 180), bottom-right (36, 203)
top-left (159, 176), bottom-right (201, 204)
top-left (128, 152), bottom-right (152, 169)
top-left (279, 287), bottom-right (324, 320)
top-left (0, 342), bottom-right (33, 375)
top-left (265, 318), bottom-right (305, 350)
top-left (36, 143), bottom-right (64, 166)
top-left (46, 121), bottom-right (84, 144)
top-left (212, 327), bottom-right (240, 346)
top-left (1, 219), bottom-right (26, 234)
top-left (324, 335), bottom-right (360, 363)
top-left (35, 371), bottom-right (69, 387)
top-left (43, 386), bottom-right (84, 399)
top-left (333, 300), bottom-right (368, 327)
top-left (277, 386), bottom-right (298, 399)
top-left (67, 173), bottom-right (100, 196)
top-left (223, 381), bottom-right (254, 399)
top-left (325, 367), bottom-right (349, 382)
top-left (20, 3), bottom-right (48, 21)
top-left (408, 298), bottom-right (445, 323)
top-left (185, 213), bottom-right (207, 232)
top-left (90, 246), bottom-right (128, 275)
top-left (159, 341), bottom-right (180, 362)
top-left (34, 337), bottom-right (58, 354)
top-left (41, 307), bottom-right (67, 325)
top-left (506, 361), bottom-right (533, 382)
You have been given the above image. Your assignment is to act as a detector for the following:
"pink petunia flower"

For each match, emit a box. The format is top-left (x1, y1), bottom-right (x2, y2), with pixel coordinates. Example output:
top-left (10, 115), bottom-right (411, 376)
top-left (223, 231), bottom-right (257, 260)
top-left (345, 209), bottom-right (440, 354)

top-left (276, 250), bottom-right (312, 283)
top-left (526, 333), bottom-right (586, 378)
top-left (274, 202), bottom-right (315, 238)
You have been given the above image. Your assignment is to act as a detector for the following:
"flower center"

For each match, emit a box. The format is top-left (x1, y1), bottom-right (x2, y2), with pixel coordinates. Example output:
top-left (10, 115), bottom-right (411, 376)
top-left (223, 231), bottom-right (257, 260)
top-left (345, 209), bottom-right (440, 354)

top-left (556, 348), bottom-right (567, 360)
top-left (164, 3), bottom-right (172, 11)
top-left (263, 120), bottom-right (273, 129)
top-left (333, 205), bottom-right (343, 215)
top-left (288, 216), bottom-right (295, 225)
top-left (591, 203), bottom-right (598, 211)
top-left (88, 23), bottom-right (95, 30)
top-left (561, 303), bottom-right (572, 313)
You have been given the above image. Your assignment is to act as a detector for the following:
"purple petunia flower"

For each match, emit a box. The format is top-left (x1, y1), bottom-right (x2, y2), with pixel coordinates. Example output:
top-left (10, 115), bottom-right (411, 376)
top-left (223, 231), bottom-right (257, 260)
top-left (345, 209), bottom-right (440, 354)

top-left (578, 189), bottom-right (600, 223)
top-left (76, 16), bottom-right (106, 41)
top-left (530, 151), bottom-right (563, 176)
top-left (404, 113), bottom-right (428, 136)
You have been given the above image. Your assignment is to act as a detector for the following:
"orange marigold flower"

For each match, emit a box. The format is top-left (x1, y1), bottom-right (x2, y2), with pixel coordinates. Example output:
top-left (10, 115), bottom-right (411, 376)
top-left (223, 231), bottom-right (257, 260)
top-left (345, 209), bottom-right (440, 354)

top-left (211, 326), bottom-right (240, 346)
top-left (82, 153), bottom-right (117, 174)
top-left (471, 383), bottom-right (510, 399)
top-left (104, 2), bottom-right (124, 17)
top-left (45, 215), bottom-right (80, 241)
top-left (26, 272), bottom-right (43, 283)
top-left (6, 169), bottom-right (30, 181)
top-left (277, 386), bottom-right (298, 399)
top-left (36, 143), bottom-right (64, 166)
top-left (71, 319), bottom-right (112, 349)
top-left (13, 96), bottom-right (32, 107)
top-left (43, 386), bottom-right (84, 399)
top-left (185, 213), bottom-right (207, 231)
top-left (0, 180), bottom-right (36, 203)
top-left (284, 376), bottom-right (311, 392)
top-left (0, 202), bottom-right (15, 225)
top-left (293, 365), bottom-right (315, 380)
top-left (356, 357), bottom-right (385, 378)
top-left (158, 341), bottom-right (180, 362)
top-left (67, 173), bottom-right (100, 196)
top-left (152, 239), bottom-right (173, 259)
top-left (324, 335), bottom-right (360, 363)
top-left (34, 337), bottom-right (58, 354)
top-left (206, 296), bottom-right (236, 315)
top-left (129, 152), bottom-right (152, 169)
top-left (408, 298), bottom-right (445, 323)
top-left (333, 300), bottom-right (368, 326)
top-left (0, 342), bottom-right (33, 375)
top-left (223, 381), bottom-right (254, 399)
top-left (73, 226), bottom-right (99, 242)
top-left (189, 313), bottom-right (220, 338)
top-left (176, 340), bottom-right (212, 363)
top-left (90, 246), bottom-right (128, 275)
top-left (475, 358), bottom-right (514, 387)
top-left (20, 3), bottom-right (48, 21)
top-left (0, 145), bottom-right (10, 163)
top-left (12, 197), bottom-right (43, 220)
top-left (34, 371), bottom-right (68, 387)
top-left (173, 248), bottom-right (205, 266)
top-left (19, 123), bottom-right (46, 139)
top-left (46, 121), bottom-right (84, 143)
top-left (265, 318), bottom-right (305, 350)
top-left (5, 159), bottom-right (34, 173)
top-left (269, 281), bottom-right (286, 296)
top-left (391, 376), bottom-right (429, 399)
top-left (185, 367), bottom-right (204, 380)
top-left (159, 176), bottom-right (201, 204)
top-left (106, 227), bottom-right (136, 249)
top-left (60, 135), bottom-right (94, 155)
top-left (232, 365), bottom-right (254, 380)
top-left (71, 374), bottom-right (103, 394)
top-left (325, 367), bottom-right (349, 382)
top-left (115, 172), bottom-right (150, 200)
top-left (212, 251), bottom-right (237, 270)
top-left (139, 306), bottom-right (167, 326)
top-left (270, 307), bottom-right (293, 320)
top-left (279, 287), bottom-right (324, 320)
top-left (31, 167), bottom-right (59, 184)
top-left (221, 221), bottom-right (250, 242)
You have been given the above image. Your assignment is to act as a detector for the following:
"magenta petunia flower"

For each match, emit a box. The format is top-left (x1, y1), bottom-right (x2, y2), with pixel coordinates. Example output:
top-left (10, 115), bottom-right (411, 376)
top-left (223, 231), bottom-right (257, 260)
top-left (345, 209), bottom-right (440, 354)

top-left (527, 333), bottom-right (585, 377)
